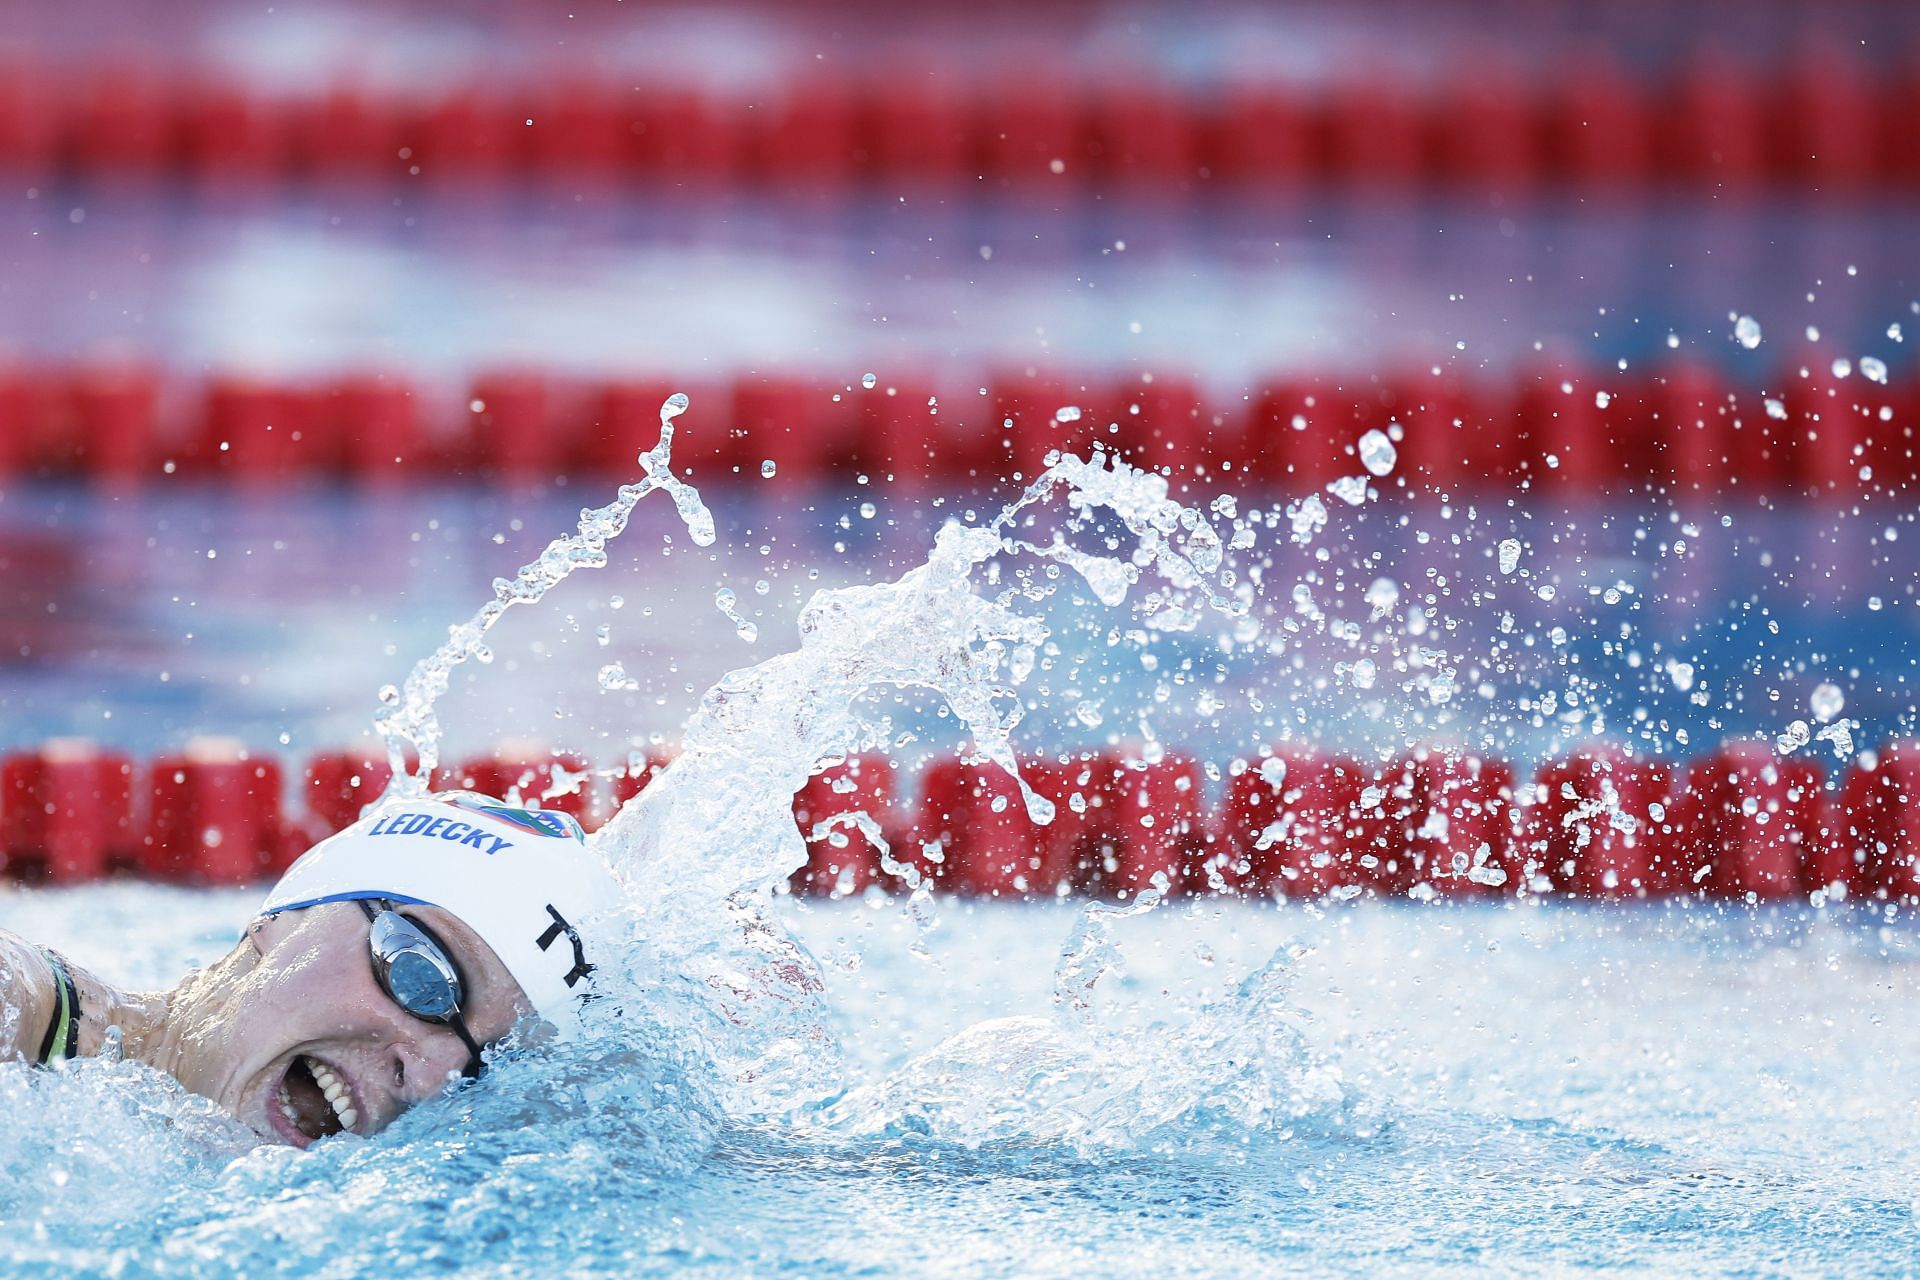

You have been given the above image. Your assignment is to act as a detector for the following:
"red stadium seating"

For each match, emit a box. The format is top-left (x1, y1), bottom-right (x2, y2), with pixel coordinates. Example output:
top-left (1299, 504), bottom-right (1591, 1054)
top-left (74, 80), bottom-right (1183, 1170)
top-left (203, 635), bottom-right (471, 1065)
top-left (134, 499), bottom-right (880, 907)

top-left (1, 741), bottom-right (136, 882)
top-left (790, 755), bottom-right (896, 897)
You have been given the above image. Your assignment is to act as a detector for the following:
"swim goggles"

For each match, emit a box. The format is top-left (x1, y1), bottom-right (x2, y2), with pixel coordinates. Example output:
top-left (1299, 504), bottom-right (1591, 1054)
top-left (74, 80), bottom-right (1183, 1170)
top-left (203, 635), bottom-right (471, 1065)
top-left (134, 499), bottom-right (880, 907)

top-left (359, 898), bottom-right (487, 1079)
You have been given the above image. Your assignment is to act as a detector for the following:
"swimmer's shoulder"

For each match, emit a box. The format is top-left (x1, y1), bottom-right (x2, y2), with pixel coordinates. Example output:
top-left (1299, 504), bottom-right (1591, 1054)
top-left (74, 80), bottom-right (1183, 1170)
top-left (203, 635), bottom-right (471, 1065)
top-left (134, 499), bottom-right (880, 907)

top-left (0, 928), bottom-right (57, 1064)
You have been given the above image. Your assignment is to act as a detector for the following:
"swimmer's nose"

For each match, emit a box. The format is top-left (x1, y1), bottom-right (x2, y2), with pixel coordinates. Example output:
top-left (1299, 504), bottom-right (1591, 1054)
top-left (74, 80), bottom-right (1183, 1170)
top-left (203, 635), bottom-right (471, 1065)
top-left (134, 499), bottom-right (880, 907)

top-left (389, 1035), bottom-right (468, 1106)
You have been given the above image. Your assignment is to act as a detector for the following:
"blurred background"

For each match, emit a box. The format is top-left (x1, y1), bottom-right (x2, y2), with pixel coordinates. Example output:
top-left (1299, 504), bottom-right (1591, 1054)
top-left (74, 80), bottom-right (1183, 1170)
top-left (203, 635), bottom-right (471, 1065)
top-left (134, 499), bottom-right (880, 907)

top-left (0, 0), bottom-right (1917, 888)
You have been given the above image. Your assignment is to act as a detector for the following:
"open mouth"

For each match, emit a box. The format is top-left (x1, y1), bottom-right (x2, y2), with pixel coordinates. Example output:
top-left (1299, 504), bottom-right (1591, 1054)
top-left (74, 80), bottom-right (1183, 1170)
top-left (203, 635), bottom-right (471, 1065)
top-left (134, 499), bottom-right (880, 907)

top-left (272, 1054), bottom-right (359, 1146)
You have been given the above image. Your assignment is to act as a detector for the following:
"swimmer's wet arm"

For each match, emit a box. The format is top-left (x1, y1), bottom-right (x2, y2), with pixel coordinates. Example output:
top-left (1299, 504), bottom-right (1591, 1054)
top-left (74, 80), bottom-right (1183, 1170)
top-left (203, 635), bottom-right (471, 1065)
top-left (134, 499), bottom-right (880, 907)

top-left (0, 930), bottom-right (55, 1063)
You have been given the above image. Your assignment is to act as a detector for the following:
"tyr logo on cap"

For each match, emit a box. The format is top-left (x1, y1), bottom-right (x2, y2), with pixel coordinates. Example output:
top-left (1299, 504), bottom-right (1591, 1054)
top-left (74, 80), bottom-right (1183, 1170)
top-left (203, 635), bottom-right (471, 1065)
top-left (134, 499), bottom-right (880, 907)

top-left (536, 904), bottom-right (594, 989)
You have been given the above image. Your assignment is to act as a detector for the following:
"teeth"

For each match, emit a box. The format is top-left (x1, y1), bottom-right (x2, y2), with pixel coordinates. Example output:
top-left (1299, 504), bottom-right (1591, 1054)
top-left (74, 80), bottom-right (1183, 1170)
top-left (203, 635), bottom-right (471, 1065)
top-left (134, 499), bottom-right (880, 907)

top-left (299, 1057), bottom-right (359, 1135)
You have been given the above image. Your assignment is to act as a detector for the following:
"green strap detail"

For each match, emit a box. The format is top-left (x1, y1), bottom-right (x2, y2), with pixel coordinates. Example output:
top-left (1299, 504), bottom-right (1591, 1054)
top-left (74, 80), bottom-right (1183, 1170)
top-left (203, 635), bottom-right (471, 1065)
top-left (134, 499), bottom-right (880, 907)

top-left (35, 950), bottom-right (79, 1067)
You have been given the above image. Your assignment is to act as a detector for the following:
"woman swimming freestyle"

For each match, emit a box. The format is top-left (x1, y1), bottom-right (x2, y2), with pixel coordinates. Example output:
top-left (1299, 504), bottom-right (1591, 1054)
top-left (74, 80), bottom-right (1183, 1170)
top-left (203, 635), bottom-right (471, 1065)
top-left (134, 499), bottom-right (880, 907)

top-left (0, 791), bottom-right (619, 1147)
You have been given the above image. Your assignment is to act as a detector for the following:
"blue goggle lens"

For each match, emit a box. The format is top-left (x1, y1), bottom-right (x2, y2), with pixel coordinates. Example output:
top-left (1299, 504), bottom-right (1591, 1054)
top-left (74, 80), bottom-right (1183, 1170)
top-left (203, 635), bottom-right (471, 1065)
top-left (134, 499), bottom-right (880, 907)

top-left (385, 951), bottom-right (460, 1019)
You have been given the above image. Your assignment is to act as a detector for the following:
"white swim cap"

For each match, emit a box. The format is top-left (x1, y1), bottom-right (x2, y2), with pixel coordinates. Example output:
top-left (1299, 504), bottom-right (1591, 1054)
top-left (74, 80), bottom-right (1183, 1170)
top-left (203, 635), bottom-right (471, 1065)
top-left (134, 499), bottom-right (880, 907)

top-left (259, 792), bottom-right (621, 1033)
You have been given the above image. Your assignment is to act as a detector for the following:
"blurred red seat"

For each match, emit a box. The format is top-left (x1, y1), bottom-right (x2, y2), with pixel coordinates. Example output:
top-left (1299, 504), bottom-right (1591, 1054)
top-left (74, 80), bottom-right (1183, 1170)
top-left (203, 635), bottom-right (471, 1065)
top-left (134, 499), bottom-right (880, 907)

top-left (1081, 76), bottom-right (1197, 194)
top-left (1509, 366), bottom-right (1615, 495)
top-left (1217, 747), bottom-right (1363, 898)
top-left (470, 371), bottom-right (570, 484)
top-left (1205, 83), bottom-right (1314, 191)
top-left (1246, 375), bottom-right (1369, 489)
top-left (328, 373), bottom-right (422, 484)
top-left (1379, 749), bottom-right (1516, 898)
top-left (857, 63), bottom-right (974, 190)
top-left (410, 87), bottom-right (524, 183)
top-left (1781, 352), bottom-right (1884, 501)
top-left (1642, 362), bottom-right (1738, 496)
top-left (732, 373), bottom-right (863, 484)
top-left (1431, 60), bottom-right (1540, 198)
top-left (304, 747), bottom-right (397, 836)
top-left (145, 740), bottom-right (289, 883)
top-left (181, 84), bottom-right (291, 193)
top-left (1108, 373), bottom-right (1206, 472)
top-left (204, 377), bottom-right (327, 483)
top-left (790, 755), bottom-right (896, 897)
top-left (67, 363), bottom-right (158, 486)
top-left (987, 368), bottom-right (1105, 474)
top-left (578, 378), bottom-right (714, 478)
top-left (1771, 41), bottom-right (1880, 195)
top-left (912, 755), bottom-right (1068, 897)
top-left (1841, 742), bottom-right (1920, 903)
top-left (975, 73), bottom-right (1081, 191)
top-left (72, 67), bottom-right (177, 180)
top-left (1520, 747), bottom-right (1678, 898)
top-left (527, 86), bottom-right (631, 185)
top-left (1317, 76), bottom-right (1426, 198)
top-left (628, 88), bottom-right (742, 190)
top-left (0, 60), bottom-right (63, 178)
top-left (752, 79), bottom-right (861, 191)
top-left (290, 86), bottom-right (405, 184)
top-left (1543, 49), bottom-right (1655, 191)
top-left (1671, 741), bottom-right (1827, 900)
top-left (1, 740), bottom-right (136, 882)
top-left (1658, 50), bottom-right (1768, 194)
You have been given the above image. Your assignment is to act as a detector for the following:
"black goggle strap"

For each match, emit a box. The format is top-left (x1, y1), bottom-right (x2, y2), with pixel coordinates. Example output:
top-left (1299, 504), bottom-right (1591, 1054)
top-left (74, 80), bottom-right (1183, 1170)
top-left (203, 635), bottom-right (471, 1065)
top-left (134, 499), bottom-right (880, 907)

top-left (358, 898), bottom-right (487, 1080)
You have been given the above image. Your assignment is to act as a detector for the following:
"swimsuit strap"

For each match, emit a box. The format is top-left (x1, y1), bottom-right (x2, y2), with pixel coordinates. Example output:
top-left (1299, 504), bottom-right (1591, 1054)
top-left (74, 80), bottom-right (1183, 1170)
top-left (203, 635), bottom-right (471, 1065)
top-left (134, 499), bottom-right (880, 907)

top-left (34, 949), bottom-right (80, 1067)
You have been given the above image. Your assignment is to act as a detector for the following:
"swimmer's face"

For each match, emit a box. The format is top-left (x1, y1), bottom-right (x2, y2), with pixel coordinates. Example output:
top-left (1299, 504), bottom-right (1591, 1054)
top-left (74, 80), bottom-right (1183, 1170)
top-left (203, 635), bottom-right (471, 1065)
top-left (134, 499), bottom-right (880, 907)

top-left (182, 902), bottom-right (530, 1149)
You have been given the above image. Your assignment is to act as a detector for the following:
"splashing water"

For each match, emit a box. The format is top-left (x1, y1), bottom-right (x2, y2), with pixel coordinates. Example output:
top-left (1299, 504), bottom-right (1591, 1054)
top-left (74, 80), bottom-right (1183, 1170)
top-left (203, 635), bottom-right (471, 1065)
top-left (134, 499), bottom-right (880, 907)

top-left (578, 445), bottom-right (1285, 1117)
top-left (371, 393), bottom-right (713, 792)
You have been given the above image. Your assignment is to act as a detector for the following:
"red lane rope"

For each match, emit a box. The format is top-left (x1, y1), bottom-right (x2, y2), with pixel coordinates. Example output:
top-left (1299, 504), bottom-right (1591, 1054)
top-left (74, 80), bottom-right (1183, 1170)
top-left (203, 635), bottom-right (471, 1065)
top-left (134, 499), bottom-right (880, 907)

top-left (0, 46), bottom-right (1917, 195)
top-left (1, 738), bottom-right (1914, 904)
top-left (0, 360), bottom-right (1913, 497)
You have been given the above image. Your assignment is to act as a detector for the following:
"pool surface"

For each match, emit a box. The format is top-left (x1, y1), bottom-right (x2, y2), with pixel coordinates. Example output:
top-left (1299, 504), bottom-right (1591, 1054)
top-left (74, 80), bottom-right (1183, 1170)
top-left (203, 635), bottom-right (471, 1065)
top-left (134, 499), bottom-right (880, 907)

top-left (2, 885), bottom-right (1915, 1278)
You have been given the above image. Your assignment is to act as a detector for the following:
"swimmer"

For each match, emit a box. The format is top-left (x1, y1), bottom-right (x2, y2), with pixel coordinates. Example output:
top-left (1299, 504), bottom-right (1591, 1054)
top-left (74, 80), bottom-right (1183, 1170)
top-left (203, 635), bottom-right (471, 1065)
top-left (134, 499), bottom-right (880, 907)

top-left (0, 791), bottom-right (618, 1148)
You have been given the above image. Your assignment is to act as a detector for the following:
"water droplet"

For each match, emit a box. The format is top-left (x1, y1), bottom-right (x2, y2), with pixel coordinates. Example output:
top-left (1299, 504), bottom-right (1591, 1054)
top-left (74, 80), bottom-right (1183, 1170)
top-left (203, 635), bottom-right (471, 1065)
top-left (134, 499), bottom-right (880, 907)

top-left (715, 587), bottom-right (757, 643)
top-left (1667, 659), bottom-right (1695, 693)
top-left (1257, 757), bottom-right (1288, 789)
top-left (1364, 577), bottom-right (1399, 618)
top-left (1831, 358), bottom-right (1853, 379)
top-left (1776, 720), bottom-right (1811, 754)
top-left (1326, 475), bottom-right (1369, 506)
top-left (1054, 405), bottom-right (1082, 424)
top-left (1810, 682), bottom-right (1845, 722)
top-left (1860, 356), bottom-right (1889, 385)
top-left (761, 459), bottom-right (778, 479)
top-left (1349, 657), bottom-right (1377, 690)
top-left (1889, 322), bottom-right (1905, 343)
top-left (661, 392), bottom-right (689, 420)
top-left (597, 662), bottom-right (640, 692)
top-left (1497, 539), bottom-right (1522, 575)
top-left (861, 372), bottom-right (878, 390)
top-left (1357, 428), bottom-right (1397, 477)
top-left (1734, 315), bottom-right (1763, 349)
top-left (1765, 398), bottom-right (1788, 420)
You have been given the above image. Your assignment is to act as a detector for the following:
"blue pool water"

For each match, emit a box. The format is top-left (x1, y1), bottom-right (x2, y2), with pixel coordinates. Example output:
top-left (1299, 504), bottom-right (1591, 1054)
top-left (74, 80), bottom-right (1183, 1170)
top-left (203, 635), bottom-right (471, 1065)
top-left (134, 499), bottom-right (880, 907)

top-left (1, 886), bottom-right (1916, 1277)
